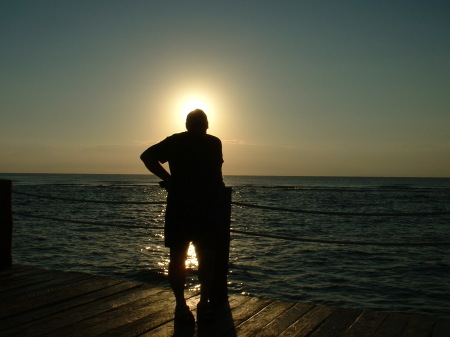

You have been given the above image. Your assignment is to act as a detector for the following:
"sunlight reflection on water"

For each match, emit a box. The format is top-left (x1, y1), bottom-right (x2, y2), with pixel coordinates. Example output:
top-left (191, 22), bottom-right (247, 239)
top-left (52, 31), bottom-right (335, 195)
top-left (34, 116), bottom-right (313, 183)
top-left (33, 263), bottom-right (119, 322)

top-left (152, 242), bottom-right (198, 279)
top-left (186, 242), bottom-right (199, 269)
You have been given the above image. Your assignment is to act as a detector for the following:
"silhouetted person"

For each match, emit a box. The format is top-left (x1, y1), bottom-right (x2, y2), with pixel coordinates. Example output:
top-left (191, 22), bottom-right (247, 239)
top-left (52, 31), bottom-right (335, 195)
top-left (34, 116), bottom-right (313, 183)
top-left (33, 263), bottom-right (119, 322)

top-left (140, 109), bottom-right (224, 323)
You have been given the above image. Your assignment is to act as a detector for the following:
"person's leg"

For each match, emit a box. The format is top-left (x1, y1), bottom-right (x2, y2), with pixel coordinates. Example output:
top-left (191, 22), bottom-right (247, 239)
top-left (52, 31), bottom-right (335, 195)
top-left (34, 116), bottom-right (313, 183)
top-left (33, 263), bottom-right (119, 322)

top-left (169, 242), bottom-right (190, 308)
top-left (195, 243), bottom-right (216, 305)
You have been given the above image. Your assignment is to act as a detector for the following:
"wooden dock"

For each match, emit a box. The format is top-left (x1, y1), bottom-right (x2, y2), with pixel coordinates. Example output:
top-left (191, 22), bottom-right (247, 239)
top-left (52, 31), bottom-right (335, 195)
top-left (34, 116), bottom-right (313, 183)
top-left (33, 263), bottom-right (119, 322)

top-left (0, 265), bottom-right (448, 337)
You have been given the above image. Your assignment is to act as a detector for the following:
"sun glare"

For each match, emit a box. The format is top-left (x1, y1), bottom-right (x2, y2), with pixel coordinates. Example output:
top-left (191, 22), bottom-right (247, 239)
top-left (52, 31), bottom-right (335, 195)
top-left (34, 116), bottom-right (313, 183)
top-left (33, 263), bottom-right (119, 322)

top-left (185, 242), bottom-right (198, 269)
top-left (181, 98), bottom-right (210, 116)
top-left (175, 96), bottom-right (216, 131)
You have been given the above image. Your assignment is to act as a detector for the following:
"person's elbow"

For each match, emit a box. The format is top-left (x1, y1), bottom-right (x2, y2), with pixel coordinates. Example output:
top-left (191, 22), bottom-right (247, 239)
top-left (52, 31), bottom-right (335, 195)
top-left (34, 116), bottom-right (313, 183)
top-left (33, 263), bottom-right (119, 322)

top-left (140, 149), bottom-right (157, 166)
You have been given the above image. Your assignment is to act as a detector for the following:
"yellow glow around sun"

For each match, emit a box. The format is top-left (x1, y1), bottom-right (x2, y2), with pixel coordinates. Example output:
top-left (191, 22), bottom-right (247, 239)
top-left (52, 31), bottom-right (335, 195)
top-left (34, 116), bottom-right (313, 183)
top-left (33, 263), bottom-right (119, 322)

top-left (174, 95), bottom-right (216, 131)
top-left (180, 98), bottom-right (210, 116)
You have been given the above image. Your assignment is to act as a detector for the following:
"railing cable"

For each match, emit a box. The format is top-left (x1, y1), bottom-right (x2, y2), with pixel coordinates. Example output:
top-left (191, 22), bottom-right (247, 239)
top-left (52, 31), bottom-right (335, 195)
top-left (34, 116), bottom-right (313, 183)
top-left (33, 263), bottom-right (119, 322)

top-left (232, 201), bottom-right (450, 216)
top-left (13, 191), bottom-right (165, 205)
top-left (13, 211), bottom-right (450, 247)
top-left (13, 211), bottom-right (164, 230)
top-left (13, 191), bottom-right (450, 216)
top-left (230, 229), bottom-right (450, 247)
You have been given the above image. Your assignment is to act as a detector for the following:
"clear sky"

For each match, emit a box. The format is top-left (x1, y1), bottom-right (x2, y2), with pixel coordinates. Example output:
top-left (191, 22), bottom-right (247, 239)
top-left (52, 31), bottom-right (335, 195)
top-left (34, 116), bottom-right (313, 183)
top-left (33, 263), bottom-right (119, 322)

top-left (1, 1), bottom-right (449, 177)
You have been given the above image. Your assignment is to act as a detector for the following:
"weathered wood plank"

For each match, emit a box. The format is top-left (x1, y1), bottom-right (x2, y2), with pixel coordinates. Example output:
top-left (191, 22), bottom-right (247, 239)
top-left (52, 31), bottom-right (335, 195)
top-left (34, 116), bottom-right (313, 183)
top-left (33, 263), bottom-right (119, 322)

top-left (0, 264), bottom-right (33, 278)
top-left (308, 307), bottom-right (362, 337)
top-left (372, 312), bottom-right (410, 337)
top-left (208, 295), bottom-right (253, 337)
top-left (222, 296), bottom-right (273, 330)
top-left (278, 305), bottom-right (335, 337)
top-left (44, 287), bottom-right (172, 337)
top-left (190, 295), bottom-right (250, 337)
top-left (134, 294), bottom-right (201, 337)
top-left (0, 270), bottom-right (93, 302)
top-left (164, 294), bottom-right (250, 337)
top-left (400, 314), bottom-right (437, 337)
top-left (433, 317), bottom-right (450, 337)
top-left (0, 268), bottom-right (49, 292)
top-left (0, 265), bottom-right (78, 293)
top-left (341, 310), bottom-right (389, 337)
top-left (0, 272), bottom-right (97, 318)
top-left (1, 266), bottom-right (448, 337)
top-left (235, 300), bottom-right (294, 336)
top-left (141, 294), bottom-right (248, 337)
top-left (1, 281), bottom-right (142, 336)
top-left (26, 283), bottom-right (163, 337)
top-left (254, 303), bottom-right (315, 337)
top-left (0, 276), bottom-right (124, 332)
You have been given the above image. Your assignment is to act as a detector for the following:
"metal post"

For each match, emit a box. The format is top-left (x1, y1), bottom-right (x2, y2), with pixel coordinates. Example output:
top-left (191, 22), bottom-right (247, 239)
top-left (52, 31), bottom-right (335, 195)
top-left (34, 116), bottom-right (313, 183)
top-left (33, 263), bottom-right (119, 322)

top-left (0, 179), bottom-right (13, 268)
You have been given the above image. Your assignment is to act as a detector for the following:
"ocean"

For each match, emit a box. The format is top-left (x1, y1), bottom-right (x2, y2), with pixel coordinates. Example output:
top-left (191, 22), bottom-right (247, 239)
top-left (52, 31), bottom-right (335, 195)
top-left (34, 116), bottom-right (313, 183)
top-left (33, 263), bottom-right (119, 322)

top-left (1, 173), bottom-right (449, 318)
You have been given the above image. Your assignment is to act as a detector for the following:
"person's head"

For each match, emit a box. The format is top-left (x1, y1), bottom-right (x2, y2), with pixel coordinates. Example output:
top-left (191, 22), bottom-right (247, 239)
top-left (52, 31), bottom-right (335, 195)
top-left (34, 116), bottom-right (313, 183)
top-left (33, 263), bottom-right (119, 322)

top-left (186, 109), bottom-right (208, 134)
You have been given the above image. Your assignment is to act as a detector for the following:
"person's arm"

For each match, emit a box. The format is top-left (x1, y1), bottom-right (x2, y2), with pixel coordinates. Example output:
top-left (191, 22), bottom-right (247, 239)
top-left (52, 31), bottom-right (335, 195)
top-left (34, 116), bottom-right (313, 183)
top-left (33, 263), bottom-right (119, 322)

top-left (140, 148), bottom-right (171, 184)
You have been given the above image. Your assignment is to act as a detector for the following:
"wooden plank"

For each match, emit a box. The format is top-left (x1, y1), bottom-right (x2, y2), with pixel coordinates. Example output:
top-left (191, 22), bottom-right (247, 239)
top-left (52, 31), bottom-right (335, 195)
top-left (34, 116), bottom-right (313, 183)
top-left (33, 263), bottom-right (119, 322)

top-left (1, 280), bottom-right (142, 336)
top-left (227, 293), bottom-right (254, 309)
top-left (433, 317), bottom-right (450, 337)
top-left (278, 305), bottom-right (335, 337)
top-left (143, 295), bottom-right (250, 337)
top-left (400, 314), bottom-right (437, 337)
top-left (20, 283), bottom-right (163, 337)
top-left (44, 287), bottom-right (173, 337)
top-left (235, 300), bottom-right (295, 336)
top-left (0, 272), bottom-right (66, 294)
top-left (0, 264), bottom-right (33, 277)
top-left (254, 303), bottom-right (315, 337)
top-left (308, 307), bottom-right (362, 337)
top-left (209, 295), bottom-right (253, 337)
top-left (0, 265), bottom-right (66, 291)
top-left (1, 266), bottom-right (449, 337)
top-left (0, 276), bottom-right (124, 332)
top-left (341, 310), bottom-right (389, 337)
top-left (0, 273), bottom-right (93, 301)
top-left (223, 296), bottom-right (273, 329)
top-left (0, 272), bottom-right (96, 318)
top-left (0, 270), bottom-right (50, 292)
top-left (127, 294), bottom-right (201, 337)
top-left (0, 269), bottom-right (93, 302)
top-left (372, 312), bottom-right (410, 337)
top-left (188, 294), bottom-right (251, 337)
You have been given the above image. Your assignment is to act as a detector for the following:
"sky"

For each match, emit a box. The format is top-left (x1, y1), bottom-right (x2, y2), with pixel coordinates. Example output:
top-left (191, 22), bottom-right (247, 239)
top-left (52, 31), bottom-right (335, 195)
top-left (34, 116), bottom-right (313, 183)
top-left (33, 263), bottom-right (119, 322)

top-left (1, 1), bottom-right (449, 177)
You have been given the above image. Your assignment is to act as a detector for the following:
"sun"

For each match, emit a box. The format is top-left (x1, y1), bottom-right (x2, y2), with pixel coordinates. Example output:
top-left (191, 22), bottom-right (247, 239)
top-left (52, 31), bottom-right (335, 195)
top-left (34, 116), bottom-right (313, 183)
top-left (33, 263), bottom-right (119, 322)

top-left (180, 97), bottom-right (210, 117)
top-left (175, 96), bottom-right (215, 130)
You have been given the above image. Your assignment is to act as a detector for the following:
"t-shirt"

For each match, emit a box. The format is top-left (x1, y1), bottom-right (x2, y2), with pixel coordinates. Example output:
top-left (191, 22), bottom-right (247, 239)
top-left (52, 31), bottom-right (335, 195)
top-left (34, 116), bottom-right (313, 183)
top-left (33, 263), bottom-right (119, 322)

top-left (148, 131), bottom-right (224, 192)
top-left (145, 131), bottom-right (224, 246)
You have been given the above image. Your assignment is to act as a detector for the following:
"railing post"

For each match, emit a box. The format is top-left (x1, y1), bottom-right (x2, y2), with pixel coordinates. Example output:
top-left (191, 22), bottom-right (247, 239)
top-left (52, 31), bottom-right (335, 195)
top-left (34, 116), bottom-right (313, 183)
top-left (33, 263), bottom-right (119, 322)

top-left (211, 186), bottom-right (232, 305)
top-left (0, 179), bottom-right (13, 269)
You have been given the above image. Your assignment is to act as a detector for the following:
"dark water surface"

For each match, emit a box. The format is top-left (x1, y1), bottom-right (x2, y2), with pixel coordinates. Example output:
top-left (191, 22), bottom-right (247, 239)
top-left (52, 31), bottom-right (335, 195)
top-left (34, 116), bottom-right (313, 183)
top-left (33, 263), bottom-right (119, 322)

top-left (2, 173), bottom-right (449, 317)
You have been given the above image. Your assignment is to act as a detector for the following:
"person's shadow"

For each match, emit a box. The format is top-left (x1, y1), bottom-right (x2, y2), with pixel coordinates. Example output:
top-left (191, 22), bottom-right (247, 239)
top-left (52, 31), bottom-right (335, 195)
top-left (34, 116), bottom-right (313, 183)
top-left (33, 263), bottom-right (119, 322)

top-left (197, 300), bottom-right (237, 337)
top-left (172, 300), bottom-right (236, 337)
top-left (173, 318), bottom-right (195, 337)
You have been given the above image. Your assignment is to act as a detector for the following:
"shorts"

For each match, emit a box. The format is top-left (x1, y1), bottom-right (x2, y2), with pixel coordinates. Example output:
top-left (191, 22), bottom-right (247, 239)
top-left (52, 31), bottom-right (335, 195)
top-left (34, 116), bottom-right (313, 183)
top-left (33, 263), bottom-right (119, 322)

top-left (164, 189), bottom-right (222, 248)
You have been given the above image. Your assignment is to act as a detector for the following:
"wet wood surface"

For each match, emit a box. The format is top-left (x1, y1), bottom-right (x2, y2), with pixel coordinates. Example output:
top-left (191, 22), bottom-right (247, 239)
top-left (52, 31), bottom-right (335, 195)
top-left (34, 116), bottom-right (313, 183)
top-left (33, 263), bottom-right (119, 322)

top-left (0, 265), bottom-right (448, 336)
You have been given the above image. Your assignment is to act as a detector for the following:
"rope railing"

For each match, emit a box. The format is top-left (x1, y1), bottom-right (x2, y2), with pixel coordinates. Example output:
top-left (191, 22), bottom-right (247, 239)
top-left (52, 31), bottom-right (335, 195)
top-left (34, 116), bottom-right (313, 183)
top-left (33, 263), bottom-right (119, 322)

top-left (231, 201), bottom-right (450, 217)
top-left (12, 211), bottom-right (164, 230)
top-left (230, 229), bottom-right (450, 247)
top-left (12, 191), bottom-right (166, 205)
top-left (12, 191), bottom-right (450, 216)
top-left (12, 211), bottom-right (450, 247)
